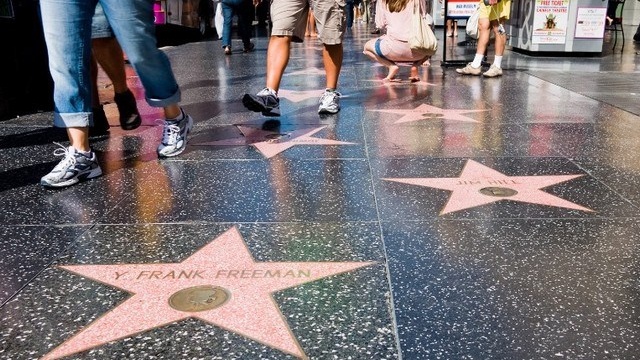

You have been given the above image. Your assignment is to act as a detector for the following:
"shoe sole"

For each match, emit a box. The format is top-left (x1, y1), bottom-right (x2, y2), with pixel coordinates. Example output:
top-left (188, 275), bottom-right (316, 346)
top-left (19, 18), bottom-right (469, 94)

top-left (242, 94), bottom-right (281, 117)
top-left (318, 107), bottom-right (340, 114)
top-left (41, 167), bottom-right (103, 188)
top-left (456, 70), bottom-right (481, 75)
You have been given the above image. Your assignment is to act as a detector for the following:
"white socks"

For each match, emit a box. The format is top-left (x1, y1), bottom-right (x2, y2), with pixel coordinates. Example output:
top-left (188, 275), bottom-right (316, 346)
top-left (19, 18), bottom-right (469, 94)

top-left (493, 56), bottom-right (503, 69)
top-left (471, 54), bottom-right (484, 68)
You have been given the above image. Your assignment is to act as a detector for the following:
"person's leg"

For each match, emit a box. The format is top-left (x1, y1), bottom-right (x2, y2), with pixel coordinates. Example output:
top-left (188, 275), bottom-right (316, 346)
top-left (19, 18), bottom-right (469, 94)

top-left (265, 36), bottom-right (293, 91)
top-left (92, 37), bottom-right (127, 94)
top-left (240, 35), bottom-right (291, 116)
top-left (345, 1), bottom-right (354, 28)
top-left (323, 44), bottom-right (342, 89)
top-left (92, 37), bottom-right (142, 130)
top-left (363, 38), bottom-right (398, 80)
top-left (237, 0), bottom-right (254, 49)
top-left (40, 0), bottom-right (103, 187)
top-left (482, 19), bottom-right (506, 77)
top-left (493, 19), bottom-right (506, 57)
top-left (90, 54), bottom-right (110, 135)
top-left (457, 16), bottom-right (489, 75)
top-left (40, 0), bottom-right (95, 133)
top-left (221, 1), bottom-right (234, 51)
top-left (475, 17), bottom-right (491, 62)
top-left (243, 0), bottom-right (306, 116)
top-left (100, 0), bottom-right (192, 157)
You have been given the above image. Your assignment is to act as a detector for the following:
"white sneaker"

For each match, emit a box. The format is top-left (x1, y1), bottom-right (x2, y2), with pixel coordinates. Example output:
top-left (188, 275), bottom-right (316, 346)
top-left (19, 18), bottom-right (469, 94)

top-left (483, 65), bottom-right (503, 78)
top-left (41, 144), bottom-right (102, 188)
top-left (318, 89), bottom-right (341, 114)
top-left (157, 111), bottom-right (193, 157)
top-left (456, 63), bottom-right (482, 75)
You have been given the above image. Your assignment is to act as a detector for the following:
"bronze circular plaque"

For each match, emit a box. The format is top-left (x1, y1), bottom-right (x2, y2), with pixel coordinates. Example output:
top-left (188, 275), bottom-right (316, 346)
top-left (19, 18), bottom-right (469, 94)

top-left (479, 187), bottom-right (518, 197)
top-left (422, 113), bottom-right (444, 118)
top-left (169, 285), bottom-right (230, 312)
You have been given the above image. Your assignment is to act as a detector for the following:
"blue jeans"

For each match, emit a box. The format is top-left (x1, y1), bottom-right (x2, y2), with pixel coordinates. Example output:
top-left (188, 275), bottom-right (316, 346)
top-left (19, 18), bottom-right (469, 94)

top-left (221, 0), bottom-right (253, 49)
top-left (39, 0), bottom-right (181, 128)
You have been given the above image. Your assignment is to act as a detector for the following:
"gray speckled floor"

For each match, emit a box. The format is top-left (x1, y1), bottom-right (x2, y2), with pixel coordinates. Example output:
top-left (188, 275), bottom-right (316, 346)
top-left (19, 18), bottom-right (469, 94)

top-left (1, 21), bottom-right (640, 360)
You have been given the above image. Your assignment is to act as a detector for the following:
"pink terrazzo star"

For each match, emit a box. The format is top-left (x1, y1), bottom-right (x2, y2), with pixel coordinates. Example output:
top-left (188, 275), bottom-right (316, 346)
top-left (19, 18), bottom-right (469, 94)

top-left (195, 125), bottom-right (355, 158)
top-left (383, 159), bottom-right (593, 215)
top-left (43, 227), bottom-right (374, 360)
top-left (372, 104), bottom-right (487, 124)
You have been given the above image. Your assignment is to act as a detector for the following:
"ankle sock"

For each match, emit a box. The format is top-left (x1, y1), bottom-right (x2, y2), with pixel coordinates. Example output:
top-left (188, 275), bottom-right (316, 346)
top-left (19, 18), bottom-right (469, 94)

top-left (493, 56), bottom-right (503, 68)
top-left (471, 54), bottom-right (484, 68)
top-left (75, 148), bottom-right (92, 157)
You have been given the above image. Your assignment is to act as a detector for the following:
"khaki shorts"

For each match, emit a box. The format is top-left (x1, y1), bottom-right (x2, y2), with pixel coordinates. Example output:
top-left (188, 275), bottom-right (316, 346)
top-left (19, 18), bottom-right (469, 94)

top-left (270, 0), bottom-right (346, 44)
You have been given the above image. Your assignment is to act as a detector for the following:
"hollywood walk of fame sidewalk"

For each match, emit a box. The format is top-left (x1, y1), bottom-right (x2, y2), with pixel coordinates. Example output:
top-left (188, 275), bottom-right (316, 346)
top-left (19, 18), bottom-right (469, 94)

top-left (1, 26), bottom-right (640, 359)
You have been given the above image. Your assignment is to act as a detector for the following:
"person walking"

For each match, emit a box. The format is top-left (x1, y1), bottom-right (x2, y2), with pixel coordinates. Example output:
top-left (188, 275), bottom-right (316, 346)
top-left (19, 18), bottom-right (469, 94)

top-left (456, 0), bottom-right (511, 77)
top-left (39, 0), bottom-right (194, 188)
top-left (363, 0), bottom-right (432, 82)
top-left (221, 0), bottom-right (255, 55)
top-left (242, 0), bottom-right (346, 116)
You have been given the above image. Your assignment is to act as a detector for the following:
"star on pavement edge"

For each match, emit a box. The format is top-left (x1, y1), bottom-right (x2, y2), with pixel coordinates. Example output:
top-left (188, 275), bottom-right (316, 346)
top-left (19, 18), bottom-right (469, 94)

top-left (43, 227), bottom-right (375, 360)
top-left (194, 125), bottom-right (356, 158)
top-left (383, 159), bottom-right (593, 215)
top-left (372, 103), bottom-right (488, 124)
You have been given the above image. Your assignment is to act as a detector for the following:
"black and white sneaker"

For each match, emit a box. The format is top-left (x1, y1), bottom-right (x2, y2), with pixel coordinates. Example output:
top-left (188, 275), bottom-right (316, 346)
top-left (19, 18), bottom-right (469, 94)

top-left (157, 110), bottom-right (193, 158)
top-left (40, 144), bottom-right (102, 188)
top-left (242, 88), bottom-right (281, 116)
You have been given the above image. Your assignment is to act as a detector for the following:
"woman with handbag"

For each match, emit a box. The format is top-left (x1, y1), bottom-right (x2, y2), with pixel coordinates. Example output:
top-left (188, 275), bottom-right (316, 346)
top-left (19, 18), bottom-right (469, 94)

top-left (363, 0), bottom-right (432, 82)
top-left (456, 0), bottom-right (511, 78)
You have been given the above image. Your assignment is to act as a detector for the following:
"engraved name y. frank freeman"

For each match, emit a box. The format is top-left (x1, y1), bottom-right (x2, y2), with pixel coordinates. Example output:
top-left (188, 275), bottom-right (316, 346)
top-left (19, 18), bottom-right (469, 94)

top-left (43, 227), bottom-right (374, 359)
top-left (384, 159), bottom-right (593, 215)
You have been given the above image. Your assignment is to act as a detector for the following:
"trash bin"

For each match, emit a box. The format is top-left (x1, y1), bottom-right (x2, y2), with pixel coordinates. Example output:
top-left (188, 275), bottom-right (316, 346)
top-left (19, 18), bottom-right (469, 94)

top-left (0, 0), bottom-right (54, 121)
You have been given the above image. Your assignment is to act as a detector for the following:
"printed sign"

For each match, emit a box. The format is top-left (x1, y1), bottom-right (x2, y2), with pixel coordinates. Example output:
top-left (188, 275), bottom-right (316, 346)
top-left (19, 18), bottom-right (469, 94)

top-left (575, 7), bottom-right (607, 38)
top-left (446, 0), bottom-right (479, 18)
top-left (532, 0), bottom-right (570, 44)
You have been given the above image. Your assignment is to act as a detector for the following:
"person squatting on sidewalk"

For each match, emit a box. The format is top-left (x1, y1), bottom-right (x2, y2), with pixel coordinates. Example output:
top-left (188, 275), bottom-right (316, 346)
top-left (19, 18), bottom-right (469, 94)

top-left (363, 0), bottom-right (432, 82)
top-left (39, 0), bottom-right (194, 188)
top-left (242, 0), bottom-right (346, 117)
top-left (456, 0), bottom-right (511, 78)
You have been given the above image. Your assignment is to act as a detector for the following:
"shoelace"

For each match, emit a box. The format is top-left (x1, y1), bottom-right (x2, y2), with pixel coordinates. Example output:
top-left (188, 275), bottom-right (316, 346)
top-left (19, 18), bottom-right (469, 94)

top-left (160, 120), bottom-right (181, 145)
top-left (320, 91), bottom-right (341, 105)
top-left (51, 142), bottom-right (76, 170)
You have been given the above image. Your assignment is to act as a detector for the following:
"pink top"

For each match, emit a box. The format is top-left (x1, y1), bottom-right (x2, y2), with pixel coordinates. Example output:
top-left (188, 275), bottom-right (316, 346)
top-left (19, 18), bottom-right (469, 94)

top-left (375, 0), bottom-right (427, 41)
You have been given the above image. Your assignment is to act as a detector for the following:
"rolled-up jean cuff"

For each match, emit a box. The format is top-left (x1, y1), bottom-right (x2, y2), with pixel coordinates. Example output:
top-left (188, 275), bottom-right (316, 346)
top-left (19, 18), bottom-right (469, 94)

top-left (145, 88), bottom-right (181, 107)
top-left (53, 112), bottom-right (92, 128)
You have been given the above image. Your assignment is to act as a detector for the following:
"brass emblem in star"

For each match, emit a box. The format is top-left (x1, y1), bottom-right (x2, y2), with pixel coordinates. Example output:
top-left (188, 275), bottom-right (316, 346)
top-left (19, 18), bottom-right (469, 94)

top-left (383, 160), bottom-right (593, 215)
top-left (42, 227), bottom-right (375, 359)
top-left (371, 103), bottom-right (487, 124)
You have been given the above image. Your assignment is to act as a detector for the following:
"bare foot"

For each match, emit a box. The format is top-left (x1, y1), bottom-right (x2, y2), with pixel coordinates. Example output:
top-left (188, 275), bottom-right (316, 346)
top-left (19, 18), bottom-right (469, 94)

top-left (387, 64), bottom-right (399, 80)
